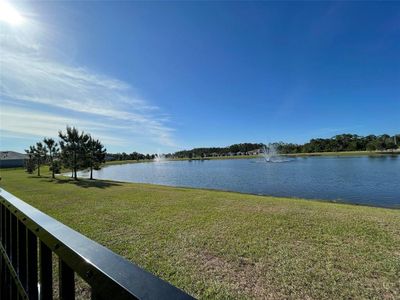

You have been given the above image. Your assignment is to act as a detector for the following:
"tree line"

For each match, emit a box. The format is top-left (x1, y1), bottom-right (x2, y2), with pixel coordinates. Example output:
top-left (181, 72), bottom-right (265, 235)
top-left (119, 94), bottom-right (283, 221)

top-left (165, 134), bottom-right (399, 159)
top-left (275, 134), bottom-right (399, 154)
top-left (106, 143), bottom-right (265, 162)
top-left (107, 152), bottom-right (157, 161)
top-left (25, 126), bottom-right (106, 180)
top-left (173, 143), bottom-right (265, 158)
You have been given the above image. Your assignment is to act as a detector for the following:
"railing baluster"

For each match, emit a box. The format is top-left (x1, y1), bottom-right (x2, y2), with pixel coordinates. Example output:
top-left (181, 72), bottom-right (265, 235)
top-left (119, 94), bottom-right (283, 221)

top-left (5, 263), bottom-right (10, 299)
top-left (6, 208), bottom-right (12, 297)
top-left (39, 241), bottom-right (52, 300)
top-left (18, 220), bottom-right (27, 292)
top-left (91, 289), bottom-right (103, 300)
top-left (27, 229), bottom-right (38, 300)
top-left (59, 259), bottom-right (75, 300)
top-left (11, 213), bottom-right (18, 299)
top-left (0, 203), bottom-right (3, 243)
top-left (6, 208), bottom-right (10, 256)
top-left (1, 255), bottom-right (5, 298)
top-left (0, 203), bottom-right (4, 298)
top-left (11, 214), bottom-right (18, 268)
top-left (1, 203), bottom-right (7, 299)
top-left (11, 279), bottom-right (18, 300)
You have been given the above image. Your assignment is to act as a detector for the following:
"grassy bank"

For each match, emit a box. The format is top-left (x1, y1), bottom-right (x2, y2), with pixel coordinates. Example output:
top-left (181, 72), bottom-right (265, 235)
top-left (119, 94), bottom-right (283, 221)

top-left (0, 168), bottom-right (399, 299)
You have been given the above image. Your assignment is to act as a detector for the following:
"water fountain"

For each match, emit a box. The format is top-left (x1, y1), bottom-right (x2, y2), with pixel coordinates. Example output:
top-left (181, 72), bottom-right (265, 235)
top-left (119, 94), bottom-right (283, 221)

top-left (154, 151), bottom-right (165, 163)
top-left (262, 144), bottom-right (289, 163)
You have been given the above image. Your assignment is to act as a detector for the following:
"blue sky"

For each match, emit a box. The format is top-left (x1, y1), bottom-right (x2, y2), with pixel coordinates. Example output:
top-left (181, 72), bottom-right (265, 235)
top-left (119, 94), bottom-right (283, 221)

top-left (1, 1), bottom-right (399, 154)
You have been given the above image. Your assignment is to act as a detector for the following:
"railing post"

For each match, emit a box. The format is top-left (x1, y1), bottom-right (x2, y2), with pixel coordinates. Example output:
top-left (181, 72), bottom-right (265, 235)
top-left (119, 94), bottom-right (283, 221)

top-left (59, 259), bottom-right (75, 300)
top-left (91, 289), bottom-right (103, 300)
top-left (11, 214), bottom-right (18, 267)
top-left (39, 241), bottom-right (53, 300)
top-left (0, 203), bottom-right (4, 298)
top-left (6, 208), bottom-right (11, 297)
top-left (5, 208), bottom-right (10, 256)
top-left (0, 203), bottom-right (3, 243)
top-left (27, 229), bottom-right (38, 300)
top-left (18, 220), bottom-right (27, 291)
top-left (10, 213), bottom-right (18, 299)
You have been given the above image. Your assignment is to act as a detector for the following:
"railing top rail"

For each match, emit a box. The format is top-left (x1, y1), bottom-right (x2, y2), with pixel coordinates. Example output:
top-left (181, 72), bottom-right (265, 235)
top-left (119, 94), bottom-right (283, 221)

top-left (0, 188), bottom-right (194, 300)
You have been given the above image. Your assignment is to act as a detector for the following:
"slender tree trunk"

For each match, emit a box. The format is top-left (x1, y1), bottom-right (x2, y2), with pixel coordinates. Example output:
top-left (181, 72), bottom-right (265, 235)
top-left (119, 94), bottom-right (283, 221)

top-left (51, 157), bottom-right (55, 179)
top-left (73, 149), bottom-right (77, 180)
top-left (90, 152), bottom-right (94, 180)
top-left (37, 163), bottom-right (40, 176)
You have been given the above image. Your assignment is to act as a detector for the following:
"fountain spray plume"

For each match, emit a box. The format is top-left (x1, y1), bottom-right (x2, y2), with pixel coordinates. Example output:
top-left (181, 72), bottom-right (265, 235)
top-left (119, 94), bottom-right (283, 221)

top-left (262, 143), bottom-right (289, 163)
top-left (262, 143), bottom-right (276, 162)
top-left (154, 149), bottom-right (165, 163)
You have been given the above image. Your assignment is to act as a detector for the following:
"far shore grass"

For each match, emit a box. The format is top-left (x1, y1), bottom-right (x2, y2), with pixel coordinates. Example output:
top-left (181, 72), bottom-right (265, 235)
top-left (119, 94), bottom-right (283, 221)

top-left (0, 168), bottom-right (399, 299)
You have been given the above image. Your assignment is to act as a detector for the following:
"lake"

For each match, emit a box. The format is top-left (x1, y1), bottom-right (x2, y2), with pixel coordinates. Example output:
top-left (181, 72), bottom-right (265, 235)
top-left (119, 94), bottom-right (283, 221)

top-left (78, 156), bottom-right (400, 208)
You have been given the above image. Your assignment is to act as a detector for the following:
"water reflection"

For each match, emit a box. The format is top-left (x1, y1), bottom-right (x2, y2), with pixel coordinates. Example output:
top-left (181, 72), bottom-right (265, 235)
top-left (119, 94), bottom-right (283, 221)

top-left (78, 156), bottom-right (400, 208)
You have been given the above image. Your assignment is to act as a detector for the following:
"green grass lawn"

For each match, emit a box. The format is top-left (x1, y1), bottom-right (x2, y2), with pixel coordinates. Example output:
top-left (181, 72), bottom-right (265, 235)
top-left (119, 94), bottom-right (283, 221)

top-left (0, 168), bottom-right (399, 299)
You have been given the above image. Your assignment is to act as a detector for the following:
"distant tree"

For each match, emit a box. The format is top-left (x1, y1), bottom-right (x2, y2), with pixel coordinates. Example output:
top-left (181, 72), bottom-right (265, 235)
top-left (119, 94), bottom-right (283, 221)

top-left (366, 142), bottom-right (376, 151)
top-left (86, 137), bottom-right (106, 180)
top-left (43, 138), bottom-right (59, 179)
top-left (121, 152), bottom-right (128, 160)
top-left (129, 152), bottom-right (140, 161)
top-left (24, 146), bottom-right (37, 174)
top-left (59, 140), bottom-right (74, 178)
top-left (34, 142), bottom-right (47, 177)
top-left (59, 126), bottom-right (89, 180)
top-left (50, 160), bottom-right (62, 175)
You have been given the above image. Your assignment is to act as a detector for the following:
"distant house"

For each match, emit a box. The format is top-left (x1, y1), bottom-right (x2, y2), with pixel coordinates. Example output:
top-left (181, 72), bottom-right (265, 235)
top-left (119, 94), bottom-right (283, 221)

top-left (105, 154), bottom-right (116, 161)
top-left (0, 151), bottom-right (28, 168)
top-left (247, 149), bottom-right (262, 155)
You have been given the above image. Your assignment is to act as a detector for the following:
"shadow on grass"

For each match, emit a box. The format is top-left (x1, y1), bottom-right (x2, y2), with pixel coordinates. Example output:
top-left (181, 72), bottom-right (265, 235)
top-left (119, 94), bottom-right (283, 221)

top-left (35, 176), bottom-right (122, 189)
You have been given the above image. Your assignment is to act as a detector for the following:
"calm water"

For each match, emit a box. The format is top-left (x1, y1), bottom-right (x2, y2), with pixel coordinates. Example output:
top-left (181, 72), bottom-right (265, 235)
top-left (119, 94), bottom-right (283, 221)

top-left (79, 156), bottom-right (400, 208)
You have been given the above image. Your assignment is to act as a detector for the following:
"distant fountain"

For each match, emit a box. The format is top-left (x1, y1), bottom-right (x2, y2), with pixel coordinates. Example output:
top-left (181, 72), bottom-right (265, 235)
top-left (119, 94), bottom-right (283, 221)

top-left (154, 151), bottom-right (165, 163)
top-left (262, 144), bottom-right (288, 163)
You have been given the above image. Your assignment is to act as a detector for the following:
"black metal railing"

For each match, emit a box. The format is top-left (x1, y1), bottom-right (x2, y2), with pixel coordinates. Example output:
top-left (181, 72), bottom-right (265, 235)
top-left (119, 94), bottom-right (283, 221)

top-left (0, 188), bottom-right (194, 299)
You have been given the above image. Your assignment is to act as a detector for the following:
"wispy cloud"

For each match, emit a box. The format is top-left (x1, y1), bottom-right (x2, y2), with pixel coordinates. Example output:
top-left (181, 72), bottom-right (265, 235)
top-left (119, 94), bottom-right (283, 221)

top-left (0, 4), bottom-right (176, 151)
top-left (0, 104), bottom-right (129, 146)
